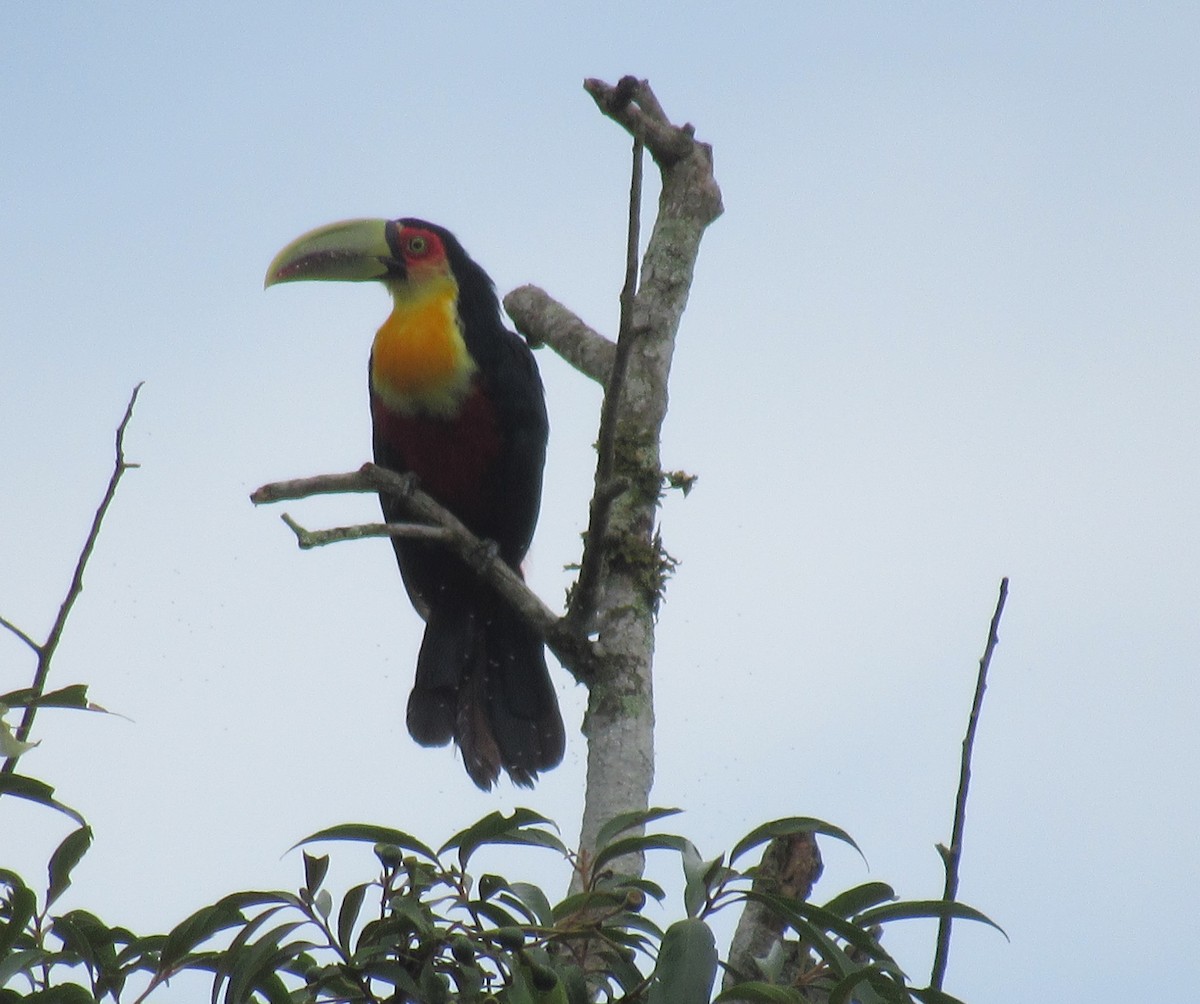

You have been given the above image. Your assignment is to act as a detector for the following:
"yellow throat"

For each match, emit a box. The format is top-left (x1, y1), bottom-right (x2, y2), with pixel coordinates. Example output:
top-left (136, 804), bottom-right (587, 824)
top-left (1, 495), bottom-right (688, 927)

top-left (371, 274), bottom-right (476, 415)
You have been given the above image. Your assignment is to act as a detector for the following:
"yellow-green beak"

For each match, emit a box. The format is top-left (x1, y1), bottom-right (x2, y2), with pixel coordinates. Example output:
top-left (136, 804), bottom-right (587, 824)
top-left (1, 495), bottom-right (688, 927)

top-left (264, 218), bottom-right (396, 288)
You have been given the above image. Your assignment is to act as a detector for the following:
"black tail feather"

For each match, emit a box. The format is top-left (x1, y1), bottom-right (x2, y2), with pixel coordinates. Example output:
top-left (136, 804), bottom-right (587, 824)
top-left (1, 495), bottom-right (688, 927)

top-left (406, 594), bottom-right (564, 789)
top-left (406, 603), bottom-right (474, 747)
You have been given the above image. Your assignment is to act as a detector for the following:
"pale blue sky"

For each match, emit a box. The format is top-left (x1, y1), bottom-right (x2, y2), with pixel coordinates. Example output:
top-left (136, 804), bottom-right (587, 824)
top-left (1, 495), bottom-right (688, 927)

top-left (2, 4), bottom-right (1197, 1002)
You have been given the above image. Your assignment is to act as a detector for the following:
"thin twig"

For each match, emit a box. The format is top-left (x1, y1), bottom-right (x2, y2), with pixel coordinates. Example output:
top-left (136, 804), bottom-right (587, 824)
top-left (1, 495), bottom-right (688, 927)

top-left (565, 132), bottom-right (644, 632)
top-left (931, 576), bottom-right (1009, 990)
top-left (280, 512), bottom-right (451, 549)
top-left (0, 614), bottom-right (40, 655)
top-left (1, 383), bottom-right (143, 775)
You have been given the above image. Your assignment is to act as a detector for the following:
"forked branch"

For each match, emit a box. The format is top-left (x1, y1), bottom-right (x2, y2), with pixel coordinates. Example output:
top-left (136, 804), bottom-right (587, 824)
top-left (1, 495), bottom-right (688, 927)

top-left (251, 464), bottom-right (602, 681)
top-left (1, 383), bottom-right (143, 774)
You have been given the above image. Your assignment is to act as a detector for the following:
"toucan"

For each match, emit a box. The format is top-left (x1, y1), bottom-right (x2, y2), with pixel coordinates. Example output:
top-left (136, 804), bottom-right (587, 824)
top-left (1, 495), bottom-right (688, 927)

top-left (265, 218), bottom-right (564, 788)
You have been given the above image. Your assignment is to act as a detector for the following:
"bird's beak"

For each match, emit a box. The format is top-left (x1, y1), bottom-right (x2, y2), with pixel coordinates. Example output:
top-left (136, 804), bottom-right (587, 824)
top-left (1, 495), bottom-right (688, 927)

top-left (264, 218), bottom-right (398, 288)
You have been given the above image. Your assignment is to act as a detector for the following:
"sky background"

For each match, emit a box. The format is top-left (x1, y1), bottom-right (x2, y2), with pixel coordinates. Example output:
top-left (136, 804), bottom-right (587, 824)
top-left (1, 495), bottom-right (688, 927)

top-left (2, 4), bottom-right (1197, 1001)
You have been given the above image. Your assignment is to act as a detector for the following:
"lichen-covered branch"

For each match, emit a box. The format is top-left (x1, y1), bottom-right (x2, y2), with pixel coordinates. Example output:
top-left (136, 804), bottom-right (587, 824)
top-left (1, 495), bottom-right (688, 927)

top-left (568, 77), bottom-right (723, 868)
top-left (504, 285), bottom-right (614, 385)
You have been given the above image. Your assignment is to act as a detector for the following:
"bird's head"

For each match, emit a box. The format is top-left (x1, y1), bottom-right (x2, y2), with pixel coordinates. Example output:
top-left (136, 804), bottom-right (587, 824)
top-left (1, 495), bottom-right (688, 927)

top-left (265, 217), bottom-right (460, 299)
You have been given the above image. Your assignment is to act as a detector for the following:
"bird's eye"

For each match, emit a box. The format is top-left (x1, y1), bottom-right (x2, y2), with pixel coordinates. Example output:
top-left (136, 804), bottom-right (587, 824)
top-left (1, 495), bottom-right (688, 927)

top-left (406, 235), bottom-right (428, 255)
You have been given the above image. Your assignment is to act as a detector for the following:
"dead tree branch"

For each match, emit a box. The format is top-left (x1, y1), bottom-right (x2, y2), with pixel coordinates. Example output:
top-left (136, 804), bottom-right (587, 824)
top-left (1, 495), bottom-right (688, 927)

top-left (1, 383), bottom-right (143, 775)
top-left (279, 512), bottom-right (450, 548)
top-left (564, 135), bottom-right (645, 635)
top-left (931, 576), bottom-right (1009, 991)
top-left (251, 464), bottom-right (602, 681)
top-left (504, 286), bottom-right (613, 385)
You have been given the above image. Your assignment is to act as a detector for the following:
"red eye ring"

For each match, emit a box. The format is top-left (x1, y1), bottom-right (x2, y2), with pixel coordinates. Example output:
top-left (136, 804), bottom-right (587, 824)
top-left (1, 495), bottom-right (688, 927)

top-left (406, 235), bottom-right (428, 255)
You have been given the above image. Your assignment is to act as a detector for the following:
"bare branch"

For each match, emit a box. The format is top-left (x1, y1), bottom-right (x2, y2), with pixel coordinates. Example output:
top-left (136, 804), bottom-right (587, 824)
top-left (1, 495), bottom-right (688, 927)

top-left (2, 382), bottom-right (143, 775)
top-left (250, 470), bottom-right (377, 504)
top-left (584, 77), bottom-right (696, 167)
top-left (279, 512), bottom-right (451, 549)
top-left (504, 285), bottom-right (614, 385)
top-left (566, 136), bottom-right (644, 632)
top-left (252, 464), bottom-right (602, 682)
top-left (931, 577), bottom-right (1010, 991)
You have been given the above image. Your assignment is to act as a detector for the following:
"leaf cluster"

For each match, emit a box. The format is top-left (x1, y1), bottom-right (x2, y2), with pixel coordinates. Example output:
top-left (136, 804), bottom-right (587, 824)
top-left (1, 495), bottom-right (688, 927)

top-left (3, 800), bottom-right (999, 1004)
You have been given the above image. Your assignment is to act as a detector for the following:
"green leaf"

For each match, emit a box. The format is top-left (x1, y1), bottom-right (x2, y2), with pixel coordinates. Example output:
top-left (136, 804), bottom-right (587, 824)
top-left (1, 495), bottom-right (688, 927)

top-left (479, 872), bottom-right (507, 900)
top-left (551, 889), bottom-right (629, 922)
top-left (503, 883), bottom-right (554, 927)
top-left (0, 774), bottom-right (85, 826)
top-left (753, 939), bottom-right (788, 983)
top-left (51, 909), bottom-right (118, 982)
top-left (418, 960), bottom-right (451, 1004)
top-left (596, 926), bottom-right (652, 953)
top-left (594, 946), bottom-right (645, 997)
top-left (472, 900), bottom-right (522, 930)
top-left (856, 899), bottom-right (1008, 939)
top-left (561, 961), bottom-right (589, 1004)
top-left (226, 924), bottom-right (314, 1004)
top-left (715, 982), bottom-right (809, 1004)
top-left (737, 892), bottom-right (873, 980)
top-left (0, 948), bottom-right (52, 988)
top-left (210, 905), bottom-right (287, 1004)
top-left (440, 809), bottom-right (566, 869)
top-left (596, 874), bottom-right (667, 903)
top-left (22, 983), bottom-right (96, 1003)
top-left (293, 822), bottom-right (438, 862)
top-left (249, 969), bottom-right (294, 1004)
top-left (730, 817), bottom-right (864, 867)
top-left (681, 844), bottom-right (724, 919)
top-left (909, 987), bottom-right (970, 1004)
top-left (158, 896), bottom-right (253, 973)
top-left (47, 826), bottom-right (93, 907)
top-left (821, 882), bottom-right (897, 919)
top-left (112, 928), bottom-right (162, 970)
top-left (0, 684), bottom-right (90, 710)
top-left (647, 919), bottom-right (717, 1004)
top-left (493, 891), bottom-right (542, 927)
top-left (301, 852), bottom-right (328, 896)
top-left (828, 965), bottom-right (902, 1004)
top-left (336, 882), bottom-right (369, 952)
top-left (501, 968), bottom-right (538, 1004)
top-left (590, 834), bottom-right (692, 876)
top-left (594, 807), bottom-right (682, 851)
top-left (514, 951), bottom-right (569, 1004)
top-left (383, 895), bottom-right (435, 938)
top-left (0, 872), bottom-right (36, 958)
top-left (358, 959), bottom-right (421, 997)
top-left (620, 911), bottom-right (666, 942)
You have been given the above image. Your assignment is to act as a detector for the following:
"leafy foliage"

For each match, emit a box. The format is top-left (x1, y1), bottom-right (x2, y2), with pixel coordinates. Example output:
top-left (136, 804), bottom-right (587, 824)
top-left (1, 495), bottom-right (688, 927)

top-left (2, 794), bottom-right (1000, 1003)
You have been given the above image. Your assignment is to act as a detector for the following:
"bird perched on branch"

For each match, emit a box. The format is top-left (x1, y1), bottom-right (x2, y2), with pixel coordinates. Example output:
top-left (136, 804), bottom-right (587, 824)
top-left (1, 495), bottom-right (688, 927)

top-left (266, 218), bottom-right (563, 788)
